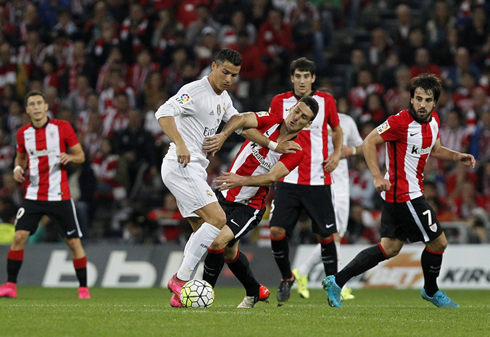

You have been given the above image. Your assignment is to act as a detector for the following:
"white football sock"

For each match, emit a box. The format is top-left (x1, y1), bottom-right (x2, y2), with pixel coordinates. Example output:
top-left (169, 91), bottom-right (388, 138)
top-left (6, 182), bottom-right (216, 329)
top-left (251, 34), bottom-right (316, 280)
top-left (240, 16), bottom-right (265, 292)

top-left (177, 222), bottom-right (220, 281)
top-left (298, 243), bottom-right (322, 275)
top-left (335, 239), bottom-right (343, 271)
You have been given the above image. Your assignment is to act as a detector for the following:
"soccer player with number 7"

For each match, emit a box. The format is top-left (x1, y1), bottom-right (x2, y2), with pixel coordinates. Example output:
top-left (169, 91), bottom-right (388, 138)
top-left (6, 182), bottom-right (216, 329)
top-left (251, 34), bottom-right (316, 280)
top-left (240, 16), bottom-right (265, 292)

top-left (323, 73), bottom-right (476, 308)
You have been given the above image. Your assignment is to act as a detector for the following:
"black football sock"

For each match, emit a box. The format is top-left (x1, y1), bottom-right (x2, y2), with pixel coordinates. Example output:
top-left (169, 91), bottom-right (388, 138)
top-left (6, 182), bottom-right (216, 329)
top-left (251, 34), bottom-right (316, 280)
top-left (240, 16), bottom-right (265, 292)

top-left (320, 237), bottom-right (338, 276)
top-left (226, 250), bottom-right (260, 297)
top-left (271, 233), bottom-right (292, 280)
top-left (203, 248), bottom-right (225, 288)
top-left (7, 249), bottom-right (24, 283)
top-left (335, 244), bottom-right (388, 288)
top-left (73, 257), bottom-right (88, 287)
top-left (421, 248), bottom-right (443, 297)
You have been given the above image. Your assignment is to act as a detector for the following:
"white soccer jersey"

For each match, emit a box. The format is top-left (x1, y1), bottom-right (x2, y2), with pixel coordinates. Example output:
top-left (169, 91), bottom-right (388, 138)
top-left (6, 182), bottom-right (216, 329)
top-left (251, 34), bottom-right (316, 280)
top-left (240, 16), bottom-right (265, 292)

top-left (155, 76), bottom-right (239, 166)
top-left (328, 113), bottom-right (363, 195)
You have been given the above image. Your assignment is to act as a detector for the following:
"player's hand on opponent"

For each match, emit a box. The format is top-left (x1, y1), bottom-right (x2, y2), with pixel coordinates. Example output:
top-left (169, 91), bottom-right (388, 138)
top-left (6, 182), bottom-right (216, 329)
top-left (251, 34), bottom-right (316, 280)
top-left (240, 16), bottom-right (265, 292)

top-left (323, 152), bottom-right (341, 172)
top-left (58, 153), bottom-right (75, 165)
top-left (13, 166), bottom-right (25, 183)
top-left (176, 144), bottom-right (191, 167)
top-left (459, 153), bottom-right (476, 169)
top-left (275, 141), bottom-right (302, 154)
top-left (214, 171), bottom-right (244, 191)
top-left (373, 176), bottom-right (391, 193)
top-left (203, 133), bottom-right (226, 156)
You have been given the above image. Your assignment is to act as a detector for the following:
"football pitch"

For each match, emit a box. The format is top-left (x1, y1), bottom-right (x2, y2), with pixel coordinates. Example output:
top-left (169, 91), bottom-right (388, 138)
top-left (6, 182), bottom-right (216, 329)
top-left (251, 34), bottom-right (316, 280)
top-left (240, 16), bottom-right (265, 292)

top-left (0, 287), bottom-right (489, 337)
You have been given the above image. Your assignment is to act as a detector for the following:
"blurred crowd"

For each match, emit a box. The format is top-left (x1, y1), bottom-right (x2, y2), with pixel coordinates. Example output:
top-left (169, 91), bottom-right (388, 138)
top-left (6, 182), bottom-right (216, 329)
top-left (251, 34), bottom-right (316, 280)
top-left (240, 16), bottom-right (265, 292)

top-left (0, 0), bottom-right (489, 244)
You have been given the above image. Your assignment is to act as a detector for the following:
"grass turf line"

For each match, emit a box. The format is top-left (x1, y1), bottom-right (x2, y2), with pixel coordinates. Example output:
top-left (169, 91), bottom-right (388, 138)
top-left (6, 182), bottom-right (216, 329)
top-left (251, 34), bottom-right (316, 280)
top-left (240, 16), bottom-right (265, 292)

top-left (0, 287), bottom-right (489, 337)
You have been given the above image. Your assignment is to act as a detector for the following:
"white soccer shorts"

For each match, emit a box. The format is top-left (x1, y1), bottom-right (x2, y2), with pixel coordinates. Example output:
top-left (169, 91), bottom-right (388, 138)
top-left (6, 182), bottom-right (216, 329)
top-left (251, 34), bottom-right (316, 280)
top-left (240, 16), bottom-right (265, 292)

top-left (161, 158), bottom-right (218, 218)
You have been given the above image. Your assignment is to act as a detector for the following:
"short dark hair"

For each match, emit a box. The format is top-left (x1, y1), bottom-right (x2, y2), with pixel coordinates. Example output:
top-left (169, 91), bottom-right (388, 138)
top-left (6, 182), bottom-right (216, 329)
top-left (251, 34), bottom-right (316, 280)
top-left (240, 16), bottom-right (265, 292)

top-left (410, 73), bottom-right (442, 103)
top-left (299, 96), bottom-right (319, 121)
top-left (215, 49), bottom-right (242, 66)
top-left (24, 91), bottom-right (46, 106)
top-left (290, 57), bottom-right (316, 76)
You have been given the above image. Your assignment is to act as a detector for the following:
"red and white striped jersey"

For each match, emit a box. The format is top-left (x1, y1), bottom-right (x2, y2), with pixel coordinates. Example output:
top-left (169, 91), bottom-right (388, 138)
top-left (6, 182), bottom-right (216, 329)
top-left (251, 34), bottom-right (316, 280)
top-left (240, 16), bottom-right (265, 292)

top-left (222, 112), bottom-right (305, 209)
top-left (269, 91), bottom-right (340, 185)
top-left (377, 109), bottom-right (441, 203)
top-left (16, 119), bottom-right (80, 201)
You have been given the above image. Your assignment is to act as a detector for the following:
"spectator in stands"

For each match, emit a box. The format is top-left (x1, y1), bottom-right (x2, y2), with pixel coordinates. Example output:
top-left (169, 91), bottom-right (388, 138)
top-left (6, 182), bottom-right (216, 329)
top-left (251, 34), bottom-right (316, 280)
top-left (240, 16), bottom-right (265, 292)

top-left (469, 109), bottom-right (490, 166)
top-left (378, 51), bottom-right (402, 90)
top-left (102, 90), bottom-right (132, 138)
top-left (440, 108), bottom-right (469, 155)
top-left (433, 27), bottom-right (460, 68)
top-left (213, 0), bottom-right (250, 26)
top-left (349, 155), bottom-right (378, 210)
top-left (234, 29), bottom-right (267, 111)
top-left (384, 66), bottom-right (410, 115)
top-left (53, 8), bottom-right (78, 39)
top-left (360, 92), bottom-right (387, 125)
top-left (147, 193), bottom-right (184, 243)
top-left (409, 48), bottom-right (441, 79)
top-left (44, 87), bottom-right (60, 117)
top-left (127, 48), bottom-right (160, 95)
top-left (65, 74), bottom-right (93, 117)
top-left (0, 43), bottom-right (17, 97)
top-left (162, 45), bottom-right (195, 96)
top-left (16, 4), bottom-right (44, 44)
top-left (424, 181), bottom-right (453, 222)
top-left (137, 70), bottom-right (168, 112)
top-left (218, 10), bottom-right (256, 50)
top-left (257, 8), bottom-right (294, 85)
top-left (185, 4), bottom-right (220, 46)
top-left (63, 40), bottom-right (96, 93)
top-left (114, 109), bottom-right (158, 190)
top-left (458, 5), bottom-right (489, 57)
top-left (91, 137), bottom-right (127, 202)
top-left (38, 0), bottom-right (70, 30)
top-left (390, 4), bottom-right (414, 61)
top-left (99, 68), bottom-right (135, 113)
top-left (119, 3), bottom-right (152, 64)
top-left (79, 111), bottom-right (103, 161)
top-left (426, 0), bottom-right (456, 50)
top-left (445, 47), bottom-right (480, 90)
top-left (0, 6), bottom-right (15, 42)
top-left (348, 67), bottom-right (384, 120)
top-left (285, 0), bottom-right (324, 68)
top-left (343, 48), bottom-right (366, 95)
top-left (82, 1), bottom-right (109, 44)
top-left (16, 30), bottom-right (45, 81)
top-left (194, 27), bottom-right (221, 73)
top-left (467, 208), bottom-right (489, 244)
top-left (0, 129), bottom-right (14, 175)
top-left (446, 161), bottom-right (480, 202)
top-left (0, 172), bottom-right (23, 208)
top-left (344, 202), bottom-right (379, 244)
top-left (250, 0), bottom-right (273, 29)
top-left (452, 181), bottom-right (486, 220)
top-left (368, 27), bottom-right (392, 70)
top-left (400, 26), bottom-right (426, 67)
top-left (90, 18), bottom-right (120, 69)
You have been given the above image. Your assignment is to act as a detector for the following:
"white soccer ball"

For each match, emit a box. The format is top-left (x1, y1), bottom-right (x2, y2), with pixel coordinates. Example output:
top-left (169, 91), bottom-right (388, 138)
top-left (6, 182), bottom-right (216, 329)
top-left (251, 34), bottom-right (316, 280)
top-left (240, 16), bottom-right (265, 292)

top-left (180, 279), bottom-right (215, 308)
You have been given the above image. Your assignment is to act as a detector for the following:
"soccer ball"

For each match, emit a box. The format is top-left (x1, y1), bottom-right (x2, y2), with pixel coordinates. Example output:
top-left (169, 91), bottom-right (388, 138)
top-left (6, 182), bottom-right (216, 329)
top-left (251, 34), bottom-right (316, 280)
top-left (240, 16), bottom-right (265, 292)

top-left (180, 279), bottom-right (215, 308)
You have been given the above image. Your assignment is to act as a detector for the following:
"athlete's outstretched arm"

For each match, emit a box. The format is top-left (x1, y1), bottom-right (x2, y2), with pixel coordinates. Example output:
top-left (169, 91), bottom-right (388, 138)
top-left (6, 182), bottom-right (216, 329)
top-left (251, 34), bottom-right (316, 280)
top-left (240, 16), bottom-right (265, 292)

top-left (431, 138), bottom-right (476, 168)
top-left (214, 162), bottom-right (291, 190)
top-left (363, 129), bottom-right (391, 193)
top-left (158, 116), bottom-right (190, 167)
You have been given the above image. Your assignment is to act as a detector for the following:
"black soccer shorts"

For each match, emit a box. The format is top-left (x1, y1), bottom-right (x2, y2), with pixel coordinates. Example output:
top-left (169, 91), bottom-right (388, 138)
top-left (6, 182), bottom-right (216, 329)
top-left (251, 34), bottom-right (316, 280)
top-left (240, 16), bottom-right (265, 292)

top-left (217, 192), bottom-right (266, 246)
top-left (15, 199), bottom-right (83, 239)
top-left (380, 196), bottom-right (443, 243)
top-left (269, 182), bottom-right (337, 237)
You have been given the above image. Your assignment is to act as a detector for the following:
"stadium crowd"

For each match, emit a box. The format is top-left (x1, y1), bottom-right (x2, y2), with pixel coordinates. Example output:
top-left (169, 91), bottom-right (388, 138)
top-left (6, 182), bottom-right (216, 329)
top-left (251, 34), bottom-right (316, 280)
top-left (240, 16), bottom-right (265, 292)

top-left (0, 0), bottom-right (489, 244)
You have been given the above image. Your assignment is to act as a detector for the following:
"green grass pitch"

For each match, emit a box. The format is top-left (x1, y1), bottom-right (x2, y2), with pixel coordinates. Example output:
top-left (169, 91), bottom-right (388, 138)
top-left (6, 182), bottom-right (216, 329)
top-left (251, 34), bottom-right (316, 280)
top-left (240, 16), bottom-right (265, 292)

top-left (0, 287), bottom-right (489, 337)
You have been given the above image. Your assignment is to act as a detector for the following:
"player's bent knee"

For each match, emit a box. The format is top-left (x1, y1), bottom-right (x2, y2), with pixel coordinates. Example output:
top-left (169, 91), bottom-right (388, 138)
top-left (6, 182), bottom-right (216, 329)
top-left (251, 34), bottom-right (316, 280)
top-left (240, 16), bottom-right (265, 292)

top-left (12, 231), bottom-right (29, 247)
top-left (269, 226), bottom-right (286, 238)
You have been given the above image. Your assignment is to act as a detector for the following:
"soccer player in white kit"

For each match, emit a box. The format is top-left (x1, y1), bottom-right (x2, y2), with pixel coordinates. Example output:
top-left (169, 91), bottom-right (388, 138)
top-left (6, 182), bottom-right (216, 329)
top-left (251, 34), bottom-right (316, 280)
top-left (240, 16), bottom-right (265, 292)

top-left (292, 109), bottom-right (363, 300)
top-left (156, 49), bottom-right (299, 307)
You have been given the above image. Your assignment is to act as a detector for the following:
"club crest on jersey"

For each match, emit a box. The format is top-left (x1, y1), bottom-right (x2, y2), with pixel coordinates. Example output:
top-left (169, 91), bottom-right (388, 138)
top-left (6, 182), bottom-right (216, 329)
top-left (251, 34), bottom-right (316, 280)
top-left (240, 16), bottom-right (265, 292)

top-left (216, 105), bottom-right (222, 116)
top-left (176, 93), bottom-right (191, 105)
top-left (256, 111), bottom-right (269, 117)
top-left (206, 190), bottom-right (214, 197)
top-left (377, 121), bottom-right (390, 134)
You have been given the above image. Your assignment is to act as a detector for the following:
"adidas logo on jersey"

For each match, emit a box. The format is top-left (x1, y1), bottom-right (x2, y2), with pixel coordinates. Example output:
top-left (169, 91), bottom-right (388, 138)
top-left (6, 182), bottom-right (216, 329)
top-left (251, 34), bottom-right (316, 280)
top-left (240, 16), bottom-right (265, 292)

top-left (209, 110), bottom-right (214, 115)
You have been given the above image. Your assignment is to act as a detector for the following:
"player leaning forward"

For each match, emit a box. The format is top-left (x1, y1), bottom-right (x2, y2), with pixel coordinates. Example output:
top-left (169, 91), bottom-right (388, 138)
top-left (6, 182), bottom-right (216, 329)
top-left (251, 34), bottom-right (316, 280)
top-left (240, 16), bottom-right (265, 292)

top-left (0, 91), bottom-right (90, 299)
top-left (202, 96), bottom-right (319, 308)
top-left (323, 73), bottom-right (476, 308)
top-left (155, 49), bottom-right (299, 307)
